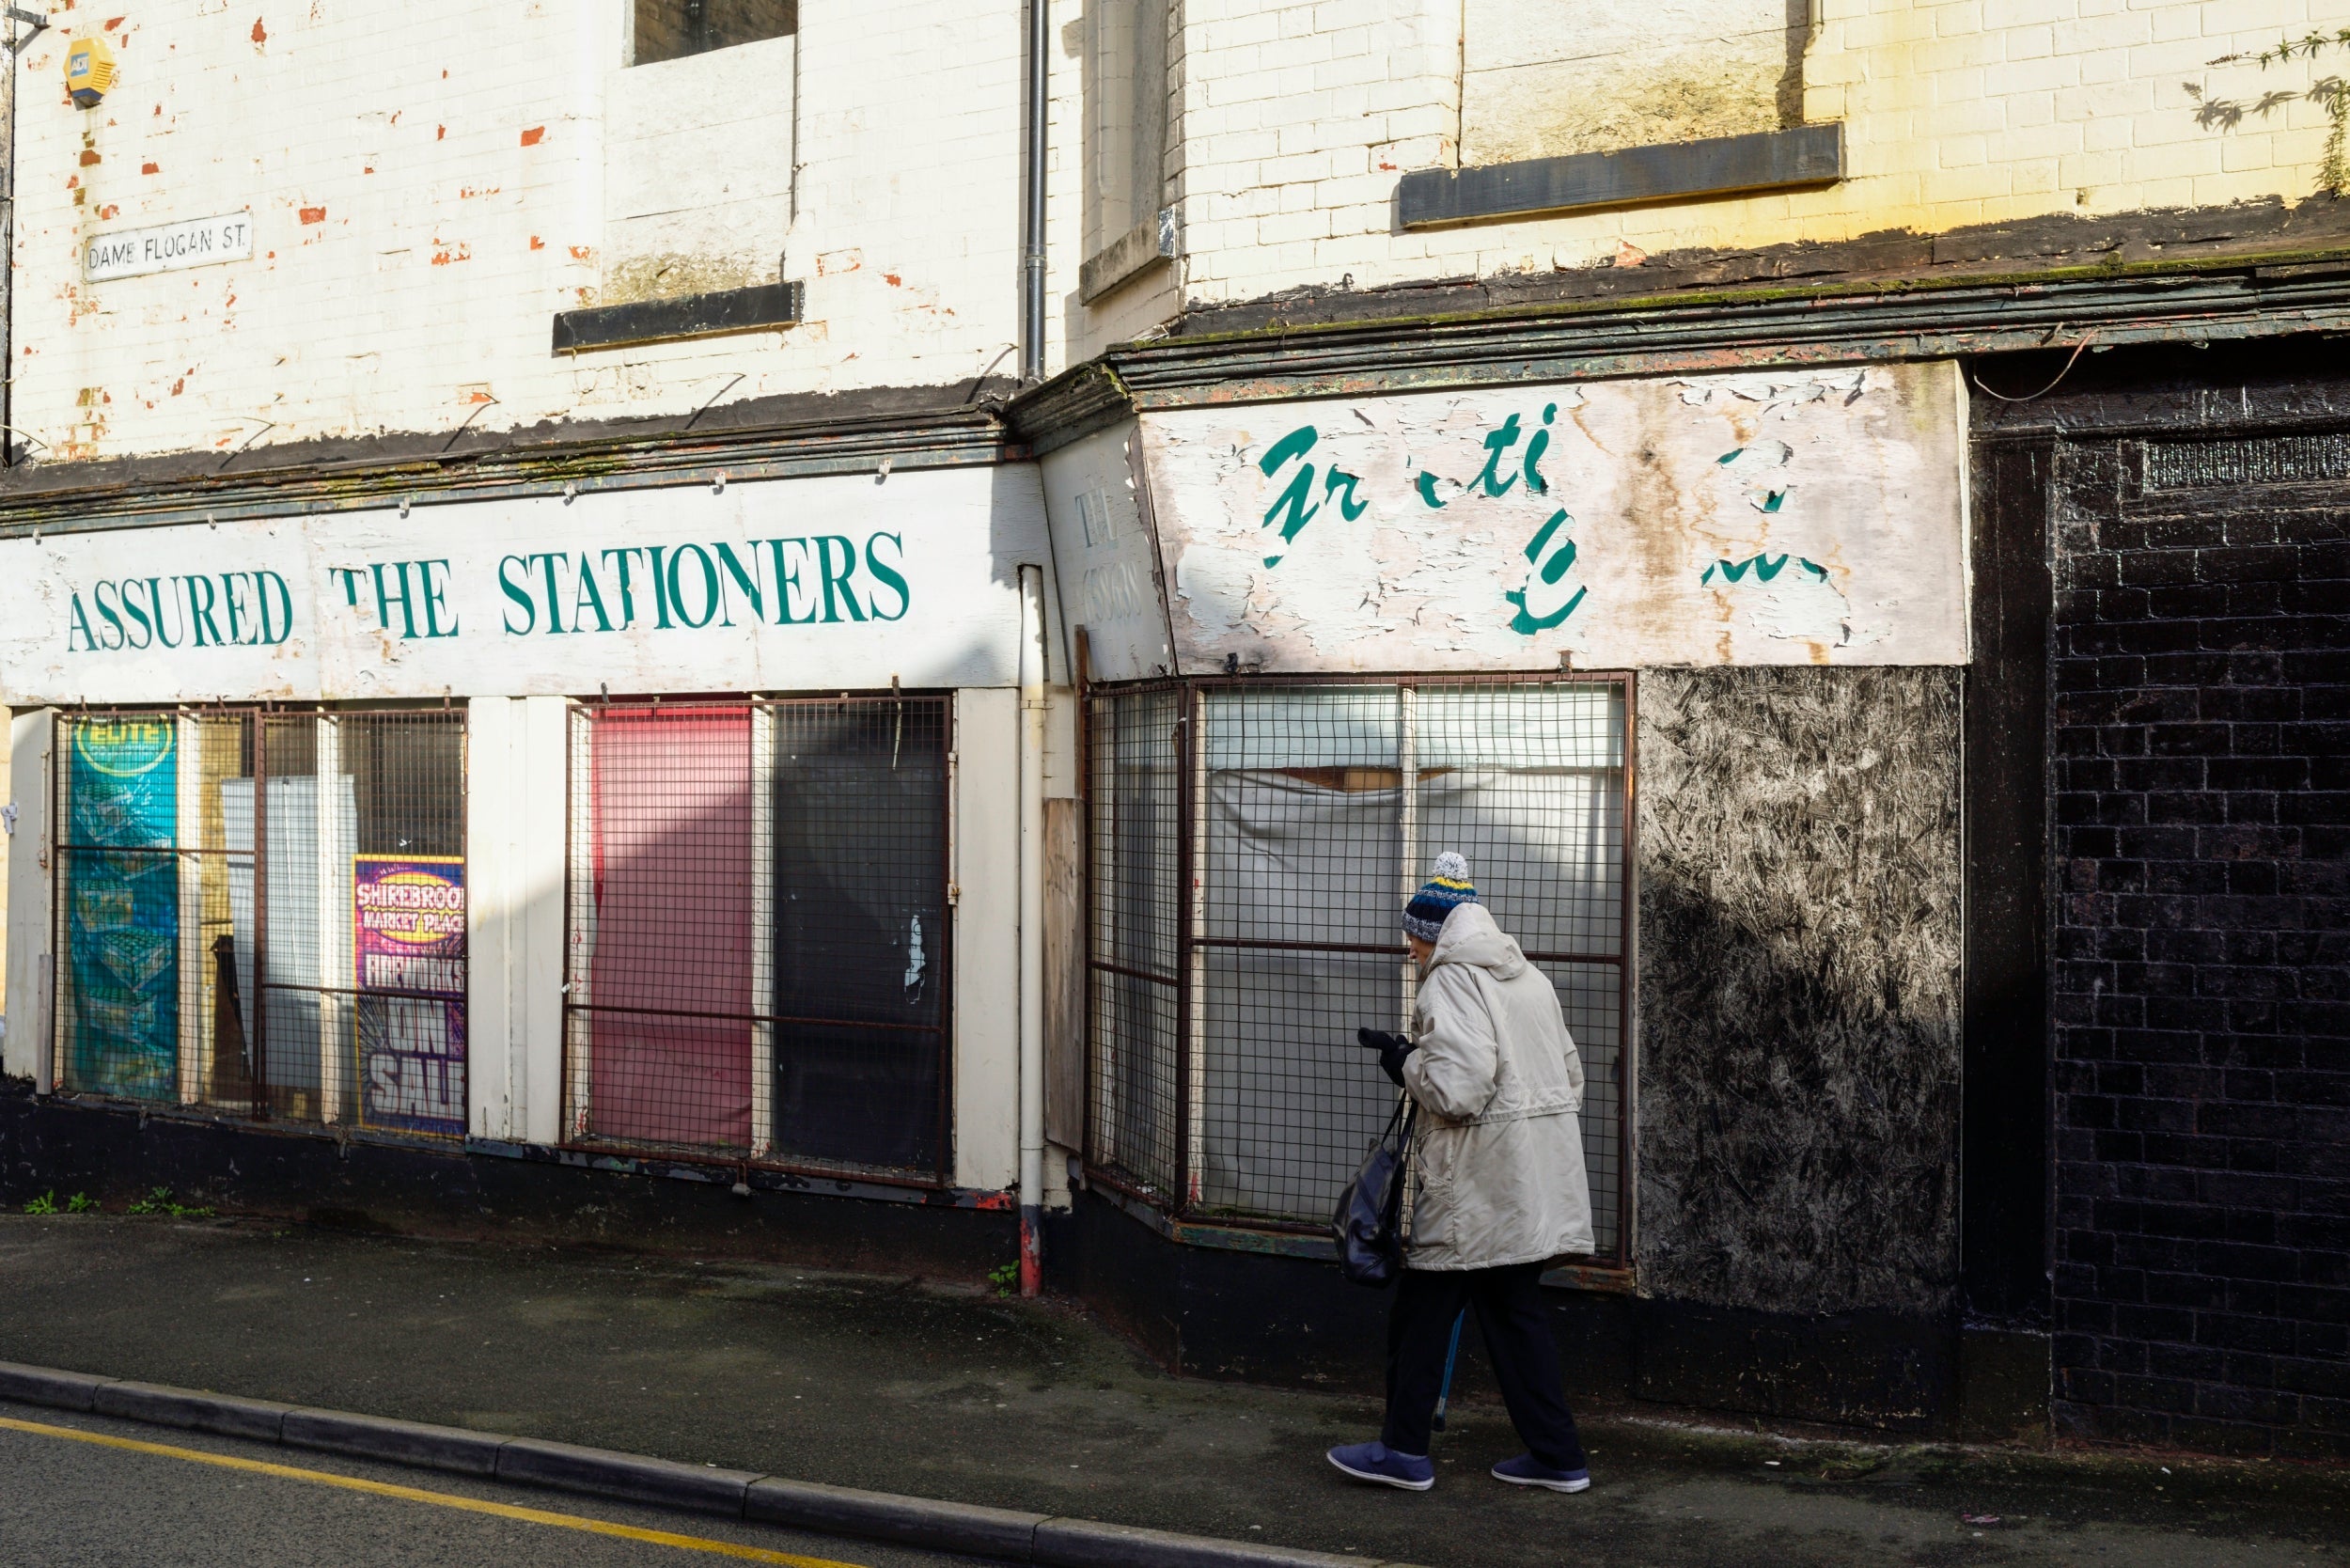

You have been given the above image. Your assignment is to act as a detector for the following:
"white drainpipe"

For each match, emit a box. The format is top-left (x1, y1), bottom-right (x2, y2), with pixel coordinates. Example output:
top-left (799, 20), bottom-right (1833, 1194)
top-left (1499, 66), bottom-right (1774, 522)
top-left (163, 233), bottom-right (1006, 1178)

top-left (1017, 564), bottom-right (1047, 1295)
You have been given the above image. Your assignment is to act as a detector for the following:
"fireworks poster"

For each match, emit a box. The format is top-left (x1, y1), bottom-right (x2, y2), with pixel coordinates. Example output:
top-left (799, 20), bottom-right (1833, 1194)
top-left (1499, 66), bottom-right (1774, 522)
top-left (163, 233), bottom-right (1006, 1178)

top-left (352, 855), bottom-right (466, 1137)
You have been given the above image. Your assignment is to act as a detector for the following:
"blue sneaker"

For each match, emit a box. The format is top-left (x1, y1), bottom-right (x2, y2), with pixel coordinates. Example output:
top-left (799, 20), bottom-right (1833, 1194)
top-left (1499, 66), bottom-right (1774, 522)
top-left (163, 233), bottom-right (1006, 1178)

top-left (1326, 1440), bottom-right (1434, 1491)
top-left (1492, 1452), bottom-right (1590, 1492)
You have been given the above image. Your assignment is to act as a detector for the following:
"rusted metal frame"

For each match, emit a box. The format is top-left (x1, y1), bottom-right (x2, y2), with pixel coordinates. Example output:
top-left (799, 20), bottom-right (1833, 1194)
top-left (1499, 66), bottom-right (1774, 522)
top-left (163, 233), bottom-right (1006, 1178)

top-left (1083, 1160), bottom-right (1172, 1212)
top-left (1176, 668), bottom-right (1623, 691)
top-left (46, 715), bottom-right (64, 1097)
top-left (250, 711), bottom-right (271, 1120)
top-left (558, 693), bottom-right (958, 1187)
top-left (1097, 269), bottom-right (2350, 407)
top-left (564, 1130), bottom-right (961, 1195)
top-left (0, 416), bottom-right (1019, 541)
top-left (930, 691), bottom-right (956, 1188)
top-left (53, 842), bottom-right (250, 857)
top-left (567, 1000), bottom-right (945, 1034)
top-left (1087, 957), bottom-right (1179, 987)
top-left (264, 980), bottom-right (465, 1004)
top-left (1614, 672), bottom-right (1637, 1272)
top-left (1074, 629), bottom-right (1096, 1171)
top-left (1187, 933), bottom-right (1621, 964)
top-left (1172, 690), bottom-right (1199, 1213)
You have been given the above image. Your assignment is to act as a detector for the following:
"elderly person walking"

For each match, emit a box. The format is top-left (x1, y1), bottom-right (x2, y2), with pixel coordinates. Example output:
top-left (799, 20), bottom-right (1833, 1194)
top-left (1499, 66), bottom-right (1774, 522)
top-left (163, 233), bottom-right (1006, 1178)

top-left (1326, 853), bottom-right (1594, 1494)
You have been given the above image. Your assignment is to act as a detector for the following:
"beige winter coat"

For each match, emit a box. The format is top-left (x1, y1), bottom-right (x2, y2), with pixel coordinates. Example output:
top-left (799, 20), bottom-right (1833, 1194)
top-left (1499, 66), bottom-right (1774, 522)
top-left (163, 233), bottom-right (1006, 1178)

top-left (1400, 902), bottom-right (1594, 1270)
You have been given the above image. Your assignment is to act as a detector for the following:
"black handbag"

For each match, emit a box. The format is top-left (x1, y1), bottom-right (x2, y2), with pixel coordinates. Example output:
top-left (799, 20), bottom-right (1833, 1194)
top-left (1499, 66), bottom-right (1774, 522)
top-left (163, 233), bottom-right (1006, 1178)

top-left (1333, 1094), bottom-right (1418, 1287)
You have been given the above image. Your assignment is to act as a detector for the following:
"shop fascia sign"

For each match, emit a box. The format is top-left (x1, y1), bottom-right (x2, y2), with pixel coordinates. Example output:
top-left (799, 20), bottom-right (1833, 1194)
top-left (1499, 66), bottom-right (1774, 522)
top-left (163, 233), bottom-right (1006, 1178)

top-left (1049, 361), bottom-right (1967, 679)
top-left (0, 465), bottom-right (1050, 703)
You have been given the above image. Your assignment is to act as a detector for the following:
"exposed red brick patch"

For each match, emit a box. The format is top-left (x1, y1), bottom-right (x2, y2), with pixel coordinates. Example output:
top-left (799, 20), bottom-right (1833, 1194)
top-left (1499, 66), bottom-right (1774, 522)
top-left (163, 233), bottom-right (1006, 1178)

top-left (98, 204), bottom-right (118, 219)
top-left (170, 377), bottom-right (184, 396)
top-left (436, 125), bottom-right (446, 141)
top-left (300, 206), bottom-right (325, 224)
top-left (528, 235), bottom-right (544, 250)
top-left (78, 149), bottom-right (101, 166)
top-left (885, 273), bottom-right (901, 286)
top-left (104, 15), bottom-right (125, 27)
top-left (141, 161), bottom-right (159, 174)
top-left (569, 243), bottom-right (591, 260)
top-left (519, 125), bottom-right (544, 147)
top-left (250, 16), bottom-right (266, 43)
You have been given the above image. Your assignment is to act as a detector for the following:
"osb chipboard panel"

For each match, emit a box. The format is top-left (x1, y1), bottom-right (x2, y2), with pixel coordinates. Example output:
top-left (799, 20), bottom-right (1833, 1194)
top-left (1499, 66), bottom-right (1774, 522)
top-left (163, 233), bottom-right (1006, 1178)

top-left (1135, 361), bottom-right (1966, 674)
top-left (1636, 666), bottom-right (1963, 1316)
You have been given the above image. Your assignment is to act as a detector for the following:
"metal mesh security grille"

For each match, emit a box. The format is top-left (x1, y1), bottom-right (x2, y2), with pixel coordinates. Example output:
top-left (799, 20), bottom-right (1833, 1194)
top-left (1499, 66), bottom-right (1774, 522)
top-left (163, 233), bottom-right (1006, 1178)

top-left (53, 707), bottom-right (468, 1134)
top-left (1085, 676), bottom-right (1631, 1262)
top-left (562, 695), bottom-right (952, 1180)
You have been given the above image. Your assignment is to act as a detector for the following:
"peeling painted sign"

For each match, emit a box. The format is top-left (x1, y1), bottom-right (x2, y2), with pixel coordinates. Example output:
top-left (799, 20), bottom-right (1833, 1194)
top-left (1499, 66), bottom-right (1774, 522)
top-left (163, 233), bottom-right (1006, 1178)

top-left (0, 466), bottom-right (1050, 703)
top-left (1127, 361), bottom-right (1967, 672)
top-left (1038, 424), bottom-right (1176, 681)
top-left (83, 212), bottom-right (256, 282)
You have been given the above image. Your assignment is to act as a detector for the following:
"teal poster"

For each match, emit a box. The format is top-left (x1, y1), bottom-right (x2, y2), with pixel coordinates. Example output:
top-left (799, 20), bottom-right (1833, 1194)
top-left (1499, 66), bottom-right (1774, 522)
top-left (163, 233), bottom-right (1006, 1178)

top-left (68, 717), bottom-right (180, 1099)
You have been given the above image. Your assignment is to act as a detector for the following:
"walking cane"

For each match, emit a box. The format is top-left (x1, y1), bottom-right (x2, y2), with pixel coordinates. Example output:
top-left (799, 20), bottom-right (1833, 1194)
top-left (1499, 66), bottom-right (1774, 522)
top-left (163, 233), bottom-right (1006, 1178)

top-left (1432, 1309), bottom-right (1466, 1432)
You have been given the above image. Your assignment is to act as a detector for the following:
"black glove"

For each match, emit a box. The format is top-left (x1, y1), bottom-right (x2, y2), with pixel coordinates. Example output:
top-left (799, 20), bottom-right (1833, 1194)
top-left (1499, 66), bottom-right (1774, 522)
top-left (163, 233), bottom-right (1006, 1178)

top-left (1356, 1027), bottom-right (1416, 1089)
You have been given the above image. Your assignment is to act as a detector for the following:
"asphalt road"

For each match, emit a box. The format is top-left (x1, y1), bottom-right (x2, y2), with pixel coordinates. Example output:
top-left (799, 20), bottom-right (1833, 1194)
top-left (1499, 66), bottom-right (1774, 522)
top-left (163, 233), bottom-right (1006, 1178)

top-left (0, 1401), bottom-right (983, 1568)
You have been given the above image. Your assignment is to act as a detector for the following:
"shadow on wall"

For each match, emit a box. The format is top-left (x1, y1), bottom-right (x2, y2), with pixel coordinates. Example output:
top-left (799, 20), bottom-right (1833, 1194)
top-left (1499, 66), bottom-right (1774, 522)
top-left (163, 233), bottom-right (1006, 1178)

top-left (1634, 666), bottom-right (1966, 1323)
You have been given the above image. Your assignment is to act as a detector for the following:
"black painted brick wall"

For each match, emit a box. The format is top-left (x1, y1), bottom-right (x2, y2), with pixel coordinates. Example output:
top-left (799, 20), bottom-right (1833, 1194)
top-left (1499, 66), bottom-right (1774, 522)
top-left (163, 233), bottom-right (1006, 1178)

top-left (2047, 436), bottom-right (2350, 1460)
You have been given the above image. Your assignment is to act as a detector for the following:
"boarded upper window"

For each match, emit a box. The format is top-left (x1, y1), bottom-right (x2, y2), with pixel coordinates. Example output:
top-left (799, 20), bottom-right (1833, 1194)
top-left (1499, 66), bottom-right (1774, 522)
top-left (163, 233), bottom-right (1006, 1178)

top-left (633, 0), bottom-right (797, 67)
top-left (1461, 0), bottom-right (1808, 165)
top-left (1089, 0), bottom-right (1169, 253)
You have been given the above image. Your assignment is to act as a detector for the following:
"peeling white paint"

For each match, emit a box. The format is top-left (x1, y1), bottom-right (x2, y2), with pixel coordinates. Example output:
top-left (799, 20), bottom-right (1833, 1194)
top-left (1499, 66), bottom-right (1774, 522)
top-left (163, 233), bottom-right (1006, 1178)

top-left (1129, 361), bottom-right (1967, 673)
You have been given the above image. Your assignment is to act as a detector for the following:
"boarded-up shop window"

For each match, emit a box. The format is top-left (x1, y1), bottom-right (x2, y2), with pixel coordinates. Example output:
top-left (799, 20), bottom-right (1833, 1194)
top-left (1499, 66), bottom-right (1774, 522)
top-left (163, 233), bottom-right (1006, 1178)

top-left (1460, 0), bottom-right (1810, 166)
top-left (54, 708), bottom-right (468, 1134)
top-left (563, 696), bottom-right (951, 1178)
top-left (633, 0), bottom-right (796, 66)
top-left (1085, 678), bottom-right (1629, 1262)
top-left (1087, 0), bottom-right (1169, 259)
top-left (605, 6), bottom-right (797, 312)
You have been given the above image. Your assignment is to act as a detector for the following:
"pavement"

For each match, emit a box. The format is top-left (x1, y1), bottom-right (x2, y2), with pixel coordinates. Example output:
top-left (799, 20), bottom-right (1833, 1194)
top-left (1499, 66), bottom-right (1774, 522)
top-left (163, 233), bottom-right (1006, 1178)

top-left (0, 1213), bottom-right (2344, 1568)
top-left (0, 1401), bottom-right (971, 1568)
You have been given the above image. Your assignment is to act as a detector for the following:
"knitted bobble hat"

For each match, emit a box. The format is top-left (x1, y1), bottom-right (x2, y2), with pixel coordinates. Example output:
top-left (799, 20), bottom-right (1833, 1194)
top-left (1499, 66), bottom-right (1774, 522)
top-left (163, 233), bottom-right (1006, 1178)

top-left (1402, 852), bottom-right (1477, 943)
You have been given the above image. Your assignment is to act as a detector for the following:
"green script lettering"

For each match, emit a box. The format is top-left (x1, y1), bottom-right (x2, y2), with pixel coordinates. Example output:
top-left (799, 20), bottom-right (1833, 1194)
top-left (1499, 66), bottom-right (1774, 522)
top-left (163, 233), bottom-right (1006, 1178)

top-left (643, 546), bottom-right (678, 629)
top-left (92, 581), bottom-right (128, 649)
top-left (67, 593), bottom-right (99, 651)
top-left (759, 539), bottom-right (816, 624)
top-left (529, 552), bottom-right (570, 635)
top-left (257, 572), bottom-right (293, 645)
top-left (184, 575), bottom-right (225, 647)
top-left (120, 578), bottom-right (154, 649)
top-left (713, 541), bottom-right (763, 623)
top-left (417, 559), bottom-right (460, 637)
top-left (865, 533), bottom-right (909, 621)
top-left (666, 543), bottom-right (723, 630)
top-left (570, 552), bottom-right (615, 633)
top-left (224, 572), bottom-right (256, 645)
top-left (372, 561), bottom-right (419, 638)
top-left (599, 548), bottom-right (646, 627)
top-left (817, 536), bottom-right (866, 623)
top-left (148, 578), bottom-right (181, 648)
top-left (498, 556), bottom-right (537, 634)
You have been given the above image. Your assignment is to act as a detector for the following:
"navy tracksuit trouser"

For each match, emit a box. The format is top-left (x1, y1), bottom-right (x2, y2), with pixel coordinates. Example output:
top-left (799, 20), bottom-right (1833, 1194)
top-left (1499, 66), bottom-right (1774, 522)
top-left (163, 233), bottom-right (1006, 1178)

top-left (1379, 1261), bottom-right (1588, 1471)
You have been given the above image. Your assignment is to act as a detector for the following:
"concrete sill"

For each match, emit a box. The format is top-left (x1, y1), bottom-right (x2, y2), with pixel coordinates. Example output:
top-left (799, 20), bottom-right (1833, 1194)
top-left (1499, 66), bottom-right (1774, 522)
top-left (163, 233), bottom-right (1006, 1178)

top-left (552, 279), bottom-right (806, 353)
top-left (1079, 212), bottom-right (1178, 305)
top-left (1397, 123), bottom-right (1843, 229)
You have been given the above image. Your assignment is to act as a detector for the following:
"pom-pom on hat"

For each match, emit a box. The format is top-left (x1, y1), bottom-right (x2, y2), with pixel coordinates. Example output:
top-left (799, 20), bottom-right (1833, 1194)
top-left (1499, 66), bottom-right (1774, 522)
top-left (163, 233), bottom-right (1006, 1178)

top-left (1402, 852), bottom-right (1477, 943)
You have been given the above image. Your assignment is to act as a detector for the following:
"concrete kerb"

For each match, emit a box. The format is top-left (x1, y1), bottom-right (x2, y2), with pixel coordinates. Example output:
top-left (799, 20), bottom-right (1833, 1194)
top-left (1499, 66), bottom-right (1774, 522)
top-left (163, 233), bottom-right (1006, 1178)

top-left (0, 1360), bottom-right (1422, 1568)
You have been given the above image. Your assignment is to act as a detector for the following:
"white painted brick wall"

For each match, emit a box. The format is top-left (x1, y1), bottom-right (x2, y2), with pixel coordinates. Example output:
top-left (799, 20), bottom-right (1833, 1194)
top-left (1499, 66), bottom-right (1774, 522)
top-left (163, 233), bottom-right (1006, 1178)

top-left (11, 0), bottom-right (1028, 463)
top-left (1165, 0), bottom-right (2345, 307)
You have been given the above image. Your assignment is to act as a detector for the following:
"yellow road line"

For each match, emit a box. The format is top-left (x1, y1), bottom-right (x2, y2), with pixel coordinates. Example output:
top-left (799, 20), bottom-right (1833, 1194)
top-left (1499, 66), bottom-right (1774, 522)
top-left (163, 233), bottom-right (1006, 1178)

top-left (0, 1415), bottom-right (867, 1567)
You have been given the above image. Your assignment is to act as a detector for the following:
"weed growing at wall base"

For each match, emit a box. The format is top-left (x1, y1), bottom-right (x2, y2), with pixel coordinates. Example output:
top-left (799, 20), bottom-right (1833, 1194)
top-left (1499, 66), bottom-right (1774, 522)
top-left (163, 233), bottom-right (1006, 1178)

top-left (125, 1187), bottom-right (215, 1219)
